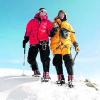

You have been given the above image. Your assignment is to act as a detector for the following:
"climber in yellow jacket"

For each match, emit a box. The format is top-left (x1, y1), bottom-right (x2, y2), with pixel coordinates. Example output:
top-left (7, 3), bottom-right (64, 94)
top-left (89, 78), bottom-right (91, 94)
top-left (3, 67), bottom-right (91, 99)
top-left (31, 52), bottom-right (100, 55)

top-left (50, 10), bottom-right (80, 87)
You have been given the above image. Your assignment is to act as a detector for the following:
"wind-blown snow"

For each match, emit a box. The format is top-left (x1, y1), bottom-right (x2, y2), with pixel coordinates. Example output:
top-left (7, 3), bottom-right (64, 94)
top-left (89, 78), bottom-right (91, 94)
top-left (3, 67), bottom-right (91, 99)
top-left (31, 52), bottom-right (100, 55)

top-left (0, 68), bottom-right (100, 100)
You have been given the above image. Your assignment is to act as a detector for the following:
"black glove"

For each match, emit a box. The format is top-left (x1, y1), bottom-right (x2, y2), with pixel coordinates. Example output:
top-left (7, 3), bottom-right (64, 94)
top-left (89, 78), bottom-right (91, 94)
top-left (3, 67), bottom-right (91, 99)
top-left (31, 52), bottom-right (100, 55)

top-left (49, 27), bottom-right (58, 37)
top-left (23, 36), bottom-right (29, 48)
top-left (73, 42), bottom-right (80, 52)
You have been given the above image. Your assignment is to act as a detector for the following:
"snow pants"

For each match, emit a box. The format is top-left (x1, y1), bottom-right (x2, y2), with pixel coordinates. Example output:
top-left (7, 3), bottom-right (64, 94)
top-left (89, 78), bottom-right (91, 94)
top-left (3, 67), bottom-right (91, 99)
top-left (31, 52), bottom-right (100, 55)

top-left (27, 41), bottom-right (50, 72)
top-left (53, 54), bottom-right (74, 76)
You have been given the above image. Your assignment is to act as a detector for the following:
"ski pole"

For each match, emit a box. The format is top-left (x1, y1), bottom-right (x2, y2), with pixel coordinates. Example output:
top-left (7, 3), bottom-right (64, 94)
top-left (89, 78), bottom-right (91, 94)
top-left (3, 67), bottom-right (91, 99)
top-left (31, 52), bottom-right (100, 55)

top-left (73, 52), bottom-right (78, 62)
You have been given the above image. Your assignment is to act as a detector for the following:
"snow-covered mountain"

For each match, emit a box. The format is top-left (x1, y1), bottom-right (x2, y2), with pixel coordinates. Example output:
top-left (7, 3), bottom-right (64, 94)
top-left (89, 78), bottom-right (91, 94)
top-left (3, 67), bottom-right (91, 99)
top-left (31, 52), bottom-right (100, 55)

top-left (0, 68), bottom-right (100, 100)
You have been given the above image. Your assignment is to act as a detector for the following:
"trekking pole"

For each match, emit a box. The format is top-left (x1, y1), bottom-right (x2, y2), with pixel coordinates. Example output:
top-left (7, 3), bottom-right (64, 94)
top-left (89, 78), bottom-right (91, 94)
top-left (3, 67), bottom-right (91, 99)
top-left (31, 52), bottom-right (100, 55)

top-left (73, 52), bottom-right (78, 62)
top-left (22, 46), bottom-right (26, 76)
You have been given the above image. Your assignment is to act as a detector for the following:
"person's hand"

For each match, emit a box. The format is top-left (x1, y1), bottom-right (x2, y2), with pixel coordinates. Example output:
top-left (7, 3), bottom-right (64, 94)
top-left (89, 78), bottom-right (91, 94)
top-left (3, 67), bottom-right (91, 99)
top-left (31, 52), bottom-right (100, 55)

top-left (73, 42), bottom-right (80, 52)
top-left (54, 23), bottom-right (59, 28)
top-left (22, 36), bottom-right (29, 48)
top-left (23, 40), bottom-right (26, 48)
top-left (75, 46), bottom-right (80, 52)
top-left (50, 28), bottom-right (58, 37)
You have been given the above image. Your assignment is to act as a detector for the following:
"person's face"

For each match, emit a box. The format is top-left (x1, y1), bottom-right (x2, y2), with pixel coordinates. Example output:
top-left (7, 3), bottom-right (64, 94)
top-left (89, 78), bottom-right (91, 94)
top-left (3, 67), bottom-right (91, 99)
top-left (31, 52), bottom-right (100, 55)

top-left (39, 9), bottom-right (47, 17)
top-left (59, 12), bottom-right (65, 19)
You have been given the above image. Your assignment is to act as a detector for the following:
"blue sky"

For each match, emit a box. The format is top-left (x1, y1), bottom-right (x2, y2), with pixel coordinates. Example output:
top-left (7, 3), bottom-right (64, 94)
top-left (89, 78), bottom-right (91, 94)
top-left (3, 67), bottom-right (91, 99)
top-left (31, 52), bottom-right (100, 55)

top-left (0, 0), bottom-right (100, 78)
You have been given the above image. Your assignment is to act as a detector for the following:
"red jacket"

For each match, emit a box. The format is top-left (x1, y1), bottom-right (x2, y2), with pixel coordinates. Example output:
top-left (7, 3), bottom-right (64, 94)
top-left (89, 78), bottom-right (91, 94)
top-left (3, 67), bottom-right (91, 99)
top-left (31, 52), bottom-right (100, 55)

top-left (25, 13), bottom-right (53, 45)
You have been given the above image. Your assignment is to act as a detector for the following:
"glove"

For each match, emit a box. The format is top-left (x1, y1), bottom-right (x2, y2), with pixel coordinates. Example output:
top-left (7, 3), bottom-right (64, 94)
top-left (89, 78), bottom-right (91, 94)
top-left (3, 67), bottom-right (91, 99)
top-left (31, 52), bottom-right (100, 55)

top-left (23, 36), bottom-right (29, 48)
top-left (75, 46), bottom-right (80, 52)
top-left (23, 40), bottom-right (26, 48)
top-left (73, 42), bottom-right (80, 52)
top-left (49, 27), bottom-right (58, 37)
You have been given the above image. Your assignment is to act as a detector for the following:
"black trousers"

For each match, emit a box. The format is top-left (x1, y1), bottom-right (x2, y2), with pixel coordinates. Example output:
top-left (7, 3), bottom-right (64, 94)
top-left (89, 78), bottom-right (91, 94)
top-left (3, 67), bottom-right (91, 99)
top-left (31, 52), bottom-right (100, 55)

top-left (27, 43), bottom-right (50, 72)
top-left (53, 54), bottom-right (74, 75)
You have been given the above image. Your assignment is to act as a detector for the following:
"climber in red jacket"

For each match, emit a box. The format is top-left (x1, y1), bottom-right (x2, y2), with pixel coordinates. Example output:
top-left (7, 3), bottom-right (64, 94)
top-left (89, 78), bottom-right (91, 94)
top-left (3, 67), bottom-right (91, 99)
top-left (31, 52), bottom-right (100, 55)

top-left (23, 8), bottom-right (53, 81)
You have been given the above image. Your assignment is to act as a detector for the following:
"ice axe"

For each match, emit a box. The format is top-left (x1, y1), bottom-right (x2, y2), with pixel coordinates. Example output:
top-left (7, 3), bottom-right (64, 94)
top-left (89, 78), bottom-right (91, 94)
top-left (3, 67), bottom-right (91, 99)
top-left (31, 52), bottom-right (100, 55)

top-left (23, 47), bottom-right (26, 66)
top-left (73, 52), bottom-right (78, 62)
top-left (22, 47), bottom-right (26, 76)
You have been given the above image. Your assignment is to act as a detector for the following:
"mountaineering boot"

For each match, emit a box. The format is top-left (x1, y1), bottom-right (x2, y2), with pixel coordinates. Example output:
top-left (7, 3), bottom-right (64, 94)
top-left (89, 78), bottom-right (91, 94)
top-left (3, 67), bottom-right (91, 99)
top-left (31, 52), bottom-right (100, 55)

top-left (68, 75), bottom-right (74, 88)
top-left (41, 72), bottom-right (51, 82)
top-left (56, 74), bottom-right (65, 85)
top-left (32, 70), bottom-right (41, 77)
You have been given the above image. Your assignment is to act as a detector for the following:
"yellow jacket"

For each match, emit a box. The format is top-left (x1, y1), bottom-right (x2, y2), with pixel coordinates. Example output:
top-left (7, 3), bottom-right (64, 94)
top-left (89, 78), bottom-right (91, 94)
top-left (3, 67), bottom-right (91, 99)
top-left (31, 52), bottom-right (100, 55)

top-left (50, 19), bottom-right (77, 55)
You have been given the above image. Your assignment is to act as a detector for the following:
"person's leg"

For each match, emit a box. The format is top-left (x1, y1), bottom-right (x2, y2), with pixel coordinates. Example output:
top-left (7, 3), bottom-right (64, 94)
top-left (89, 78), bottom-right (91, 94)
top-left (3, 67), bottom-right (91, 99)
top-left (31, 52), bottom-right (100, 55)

top-left (27, 45), bottom-right (40, 75)
top-left (39, 41), bottom-right (50, 79)
top-left (53, 54), bottom-right (65, 83)
top-left (63, 54), bottom-right (74, 86)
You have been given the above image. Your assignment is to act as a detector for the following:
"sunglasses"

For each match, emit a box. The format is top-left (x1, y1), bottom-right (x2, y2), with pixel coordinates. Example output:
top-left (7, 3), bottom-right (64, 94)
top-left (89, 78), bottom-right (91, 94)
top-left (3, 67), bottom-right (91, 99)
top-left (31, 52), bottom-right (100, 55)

top-left (39, 9), bottom-right (47, 13)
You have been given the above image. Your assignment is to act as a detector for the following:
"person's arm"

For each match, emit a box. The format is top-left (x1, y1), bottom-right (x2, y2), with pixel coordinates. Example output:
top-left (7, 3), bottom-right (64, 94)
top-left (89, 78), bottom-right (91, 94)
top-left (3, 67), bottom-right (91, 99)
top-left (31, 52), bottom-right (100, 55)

top-left (50, 28), bottom-right (58, 37)
top-left (69, 23), bottom-right (80, 52)
top-left (70, 32), bottom-right (80, 52)
top-left (47, 20), bottom-right (53, 36)
top-left (23, 36), bottom-right (29, 48)
top-left (23, 19), bottom-right (32, 48)
top-left (49, 21), bottom-right (60, 37)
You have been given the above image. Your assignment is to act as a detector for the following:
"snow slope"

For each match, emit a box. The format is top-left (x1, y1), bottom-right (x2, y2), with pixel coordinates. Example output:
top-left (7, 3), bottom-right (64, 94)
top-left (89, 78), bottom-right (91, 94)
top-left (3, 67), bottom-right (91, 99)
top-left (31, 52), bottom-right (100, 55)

top-left (0, 68), bottom-right (100, 100)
